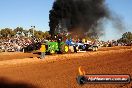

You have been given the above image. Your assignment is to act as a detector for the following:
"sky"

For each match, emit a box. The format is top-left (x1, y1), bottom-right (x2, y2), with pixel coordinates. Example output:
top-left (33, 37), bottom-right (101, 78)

top-left (0, 0), bottom-right (54, 31)
top-left (102, 0), bottom-right (132, 41)
top-left (0, 0), bottom-right (132, 41)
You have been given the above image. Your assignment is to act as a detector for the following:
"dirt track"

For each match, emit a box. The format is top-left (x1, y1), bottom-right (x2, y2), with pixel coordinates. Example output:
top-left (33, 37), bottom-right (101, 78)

top-left (0, 46), bottom-right (132, 88)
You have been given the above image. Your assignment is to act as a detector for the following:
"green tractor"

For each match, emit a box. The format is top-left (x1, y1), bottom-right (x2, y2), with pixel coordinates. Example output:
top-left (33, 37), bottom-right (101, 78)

top-left (43, 37), bottom-right (69, 54)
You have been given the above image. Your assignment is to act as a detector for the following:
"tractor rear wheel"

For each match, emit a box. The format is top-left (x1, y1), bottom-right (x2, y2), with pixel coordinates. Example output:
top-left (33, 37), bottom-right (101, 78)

top-left (60, 44), bottom-right (69, 53)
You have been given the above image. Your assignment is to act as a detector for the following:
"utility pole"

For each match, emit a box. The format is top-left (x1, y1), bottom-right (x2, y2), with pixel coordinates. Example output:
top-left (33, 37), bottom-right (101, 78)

top-left (31, 26), bottom-right (35, 37)
top-left (31, 26), bottom-right (36, 50)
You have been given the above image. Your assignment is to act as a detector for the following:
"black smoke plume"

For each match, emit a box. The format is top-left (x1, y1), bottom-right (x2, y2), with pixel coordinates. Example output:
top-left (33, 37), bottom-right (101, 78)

top-left (49, 0), bottom-right (110, 38)
top-left (109, 12), bottom-right (125, 33)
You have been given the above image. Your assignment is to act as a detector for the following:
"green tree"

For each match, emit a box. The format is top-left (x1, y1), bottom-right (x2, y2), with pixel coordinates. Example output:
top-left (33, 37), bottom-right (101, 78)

top-left (118, 32), bottom-right (132, 44)
top-left (14, 27), bottom-right (24, 34)
top-left (0, 28), bottom-right (15, 38)
top-left (34, 30), bottom-right (43, 38)
top-left (43, 31), bottom-right (50, 38)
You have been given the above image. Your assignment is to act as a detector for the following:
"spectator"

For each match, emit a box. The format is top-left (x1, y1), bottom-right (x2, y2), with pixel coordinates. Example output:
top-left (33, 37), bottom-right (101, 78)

top-left (73, 45), bottom-right (77, 53)
top-left (40, 43), bottom-right (46, 59)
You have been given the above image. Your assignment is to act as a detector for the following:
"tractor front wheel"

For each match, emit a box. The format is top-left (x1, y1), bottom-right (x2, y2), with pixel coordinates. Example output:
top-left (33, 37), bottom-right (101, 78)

top-left (50, 49), bottom-right (55, 54)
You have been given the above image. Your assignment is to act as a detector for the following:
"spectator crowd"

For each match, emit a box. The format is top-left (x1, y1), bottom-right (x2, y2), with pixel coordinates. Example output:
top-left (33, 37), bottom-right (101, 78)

top-left (0, 37), bottom-right (42, 52)
top-left (0, 37), bottom-right (131, 52)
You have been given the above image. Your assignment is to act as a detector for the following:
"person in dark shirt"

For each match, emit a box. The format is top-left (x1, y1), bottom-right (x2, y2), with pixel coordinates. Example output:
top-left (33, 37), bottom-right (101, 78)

top-left (73, 45), bottom-right (77, 53)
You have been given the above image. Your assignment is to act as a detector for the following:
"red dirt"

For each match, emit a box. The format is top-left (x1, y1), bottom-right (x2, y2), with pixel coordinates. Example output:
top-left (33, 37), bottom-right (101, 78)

top-left (0, 46), bottom-right (132, 88)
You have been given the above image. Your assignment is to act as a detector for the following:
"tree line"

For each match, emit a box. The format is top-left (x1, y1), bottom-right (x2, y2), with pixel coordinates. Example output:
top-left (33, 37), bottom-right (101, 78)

top-left (0, 26), bottom-right (132, 44)
top-left (0, 27), bottom-right (50, 39)
top-left (118, 32), bottom-right (132, 44)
